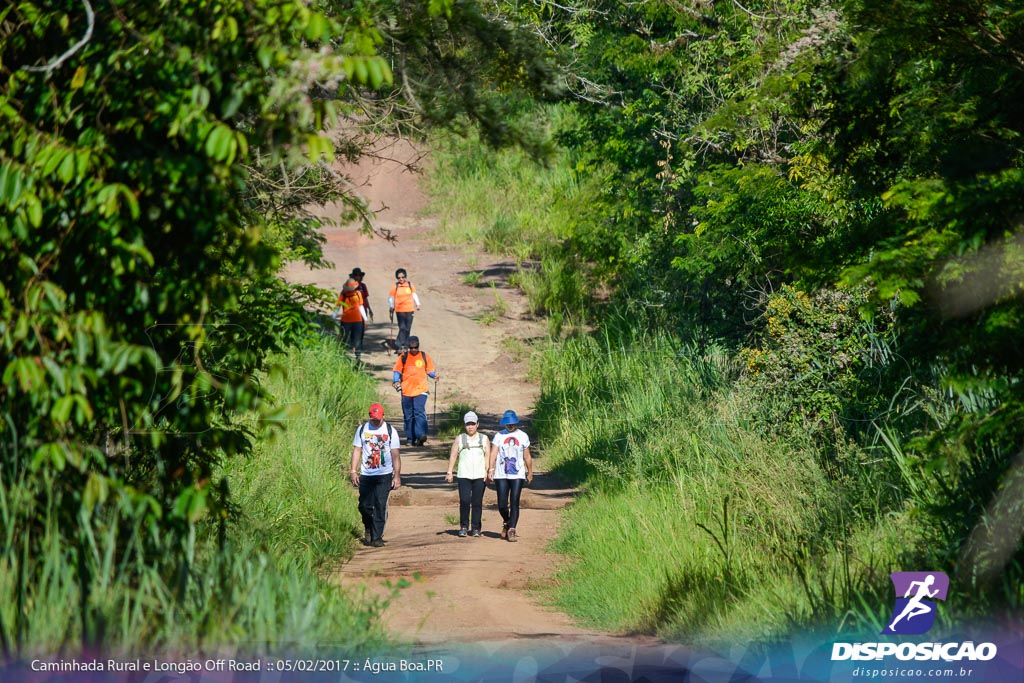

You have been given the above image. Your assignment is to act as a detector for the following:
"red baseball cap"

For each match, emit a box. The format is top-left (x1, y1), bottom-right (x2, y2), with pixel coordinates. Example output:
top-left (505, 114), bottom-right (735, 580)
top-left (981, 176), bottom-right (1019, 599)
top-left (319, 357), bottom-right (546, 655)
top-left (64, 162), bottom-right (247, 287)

top-left (368, 403), bottom-right (385, 419)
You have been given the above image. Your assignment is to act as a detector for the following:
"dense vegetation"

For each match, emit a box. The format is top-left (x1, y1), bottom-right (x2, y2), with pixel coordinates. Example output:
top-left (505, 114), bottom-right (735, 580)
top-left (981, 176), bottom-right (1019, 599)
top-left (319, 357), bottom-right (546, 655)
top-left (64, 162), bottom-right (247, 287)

top-left (3, 0), bottom-right (1020, 655)
top-left (1, 0), bottom-right (551, 655)
top-left (427, 0), bottom-right (1023, 642)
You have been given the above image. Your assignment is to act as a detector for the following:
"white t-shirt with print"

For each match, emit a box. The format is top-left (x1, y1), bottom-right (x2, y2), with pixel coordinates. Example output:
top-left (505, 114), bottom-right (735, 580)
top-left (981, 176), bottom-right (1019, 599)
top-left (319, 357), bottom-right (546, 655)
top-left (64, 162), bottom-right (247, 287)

top-left (352, 420), bottom-right (400, 476)
top-left (491, 428), bottom-right (530, 480)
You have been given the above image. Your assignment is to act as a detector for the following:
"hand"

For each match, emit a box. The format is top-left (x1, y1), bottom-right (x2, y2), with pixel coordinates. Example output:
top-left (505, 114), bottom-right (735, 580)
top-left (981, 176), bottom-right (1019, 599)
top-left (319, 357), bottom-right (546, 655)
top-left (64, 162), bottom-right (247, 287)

top-left (391, 474), bottom-right (401, 490)
top-left (350, 472), bottom-right (359, 487)
top-left (392, 381), bottom-right (402, 391)
top-left (445, 472), bottom-right (453, 484)
top-left (432, 374), bottom-right (440, 381)
top-left (368, 312), bottom-right (374, 322)
top-left (527, 472), bottom-right (534, 485)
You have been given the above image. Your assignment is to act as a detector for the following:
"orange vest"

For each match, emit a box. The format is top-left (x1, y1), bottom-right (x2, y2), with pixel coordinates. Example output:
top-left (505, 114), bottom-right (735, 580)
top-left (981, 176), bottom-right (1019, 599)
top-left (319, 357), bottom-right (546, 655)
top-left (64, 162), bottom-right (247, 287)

top-left (393, 351), bottom-right (435, 396)
top-left (337, 290), bottom-right (364, 323)
top-left (389, 281), bottom-right (417, 312)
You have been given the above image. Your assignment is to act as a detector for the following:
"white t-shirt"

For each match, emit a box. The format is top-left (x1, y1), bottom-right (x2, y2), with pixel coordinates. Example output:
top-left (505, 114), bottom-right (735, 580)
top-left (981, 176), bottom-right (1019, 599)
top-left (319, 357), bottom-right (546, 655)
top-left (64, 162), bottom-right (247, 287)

top-left (491, 429), bottom-right (530, 480)
top-left (352, 420), bottom-right (400, 476)
top-left (455, 432), bottom-right (489, 480)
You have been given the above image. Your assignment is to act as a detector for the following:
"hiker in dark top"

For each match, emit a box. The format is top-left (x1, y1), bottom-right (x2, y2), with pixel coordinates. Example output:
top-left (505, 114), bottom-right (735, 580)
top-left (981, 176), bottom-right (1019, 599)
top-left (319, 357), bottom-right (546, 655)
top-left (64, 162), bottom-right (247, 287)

top-left (349, 267), bottom-right (373, 321)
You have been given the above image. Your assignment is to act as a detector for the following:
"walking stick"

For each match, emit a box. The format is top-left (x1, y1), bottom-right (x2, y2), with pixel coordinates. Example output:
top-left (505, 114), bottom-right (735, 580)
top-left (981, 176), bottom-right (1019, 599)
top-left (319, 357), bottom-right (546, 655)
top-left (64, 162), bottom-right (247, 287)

top-left (387, 311), bottom-right (394, 356)
top-left (432, 377), bottom-right (438, 434)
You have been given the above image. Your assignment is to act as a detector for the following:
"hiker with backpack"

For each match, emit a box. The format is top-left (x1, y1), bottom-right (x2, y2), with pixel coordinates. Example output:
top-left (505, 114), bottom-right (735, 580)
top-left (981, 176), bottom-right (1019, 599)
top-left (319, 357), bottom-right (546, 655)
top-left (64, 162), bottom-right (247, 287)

top-left (350, 403), bottom-right (402, 548)
top-left (387, 268), bottom-right (420, 352)
top-left (335, 277), bottom-right (368, 362)
top-left (392, 336), bottom-right (438, 447)
top-left (349, 267), bottom-right (374, 321)
top-left (445, 411), bottom-right (489, 538)
top-left (487, 410), bottom-right (533, 543)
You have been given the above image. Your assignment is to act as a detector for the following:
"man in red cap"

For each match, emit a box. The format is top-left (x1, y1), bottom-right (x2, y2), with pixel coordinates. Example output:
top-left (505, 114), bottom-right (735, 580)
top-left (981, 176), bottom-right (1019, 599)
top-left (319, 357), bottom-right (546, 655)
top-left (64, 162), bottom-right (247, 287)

top-left (350, 403), bottom-right (401, 547)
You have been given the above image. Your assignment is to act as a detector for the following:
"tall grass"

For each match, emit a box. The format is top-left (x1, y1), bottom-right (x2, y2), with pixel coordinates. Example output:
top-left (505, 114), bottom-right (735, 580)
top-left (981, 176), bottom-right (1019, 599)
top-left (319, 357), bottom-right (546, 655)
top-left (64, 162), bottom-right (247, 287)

top-left (224, 340), bottom-right (378, 565)
top-left (0, 338), bottom-right (393, 656)
top-left (534, 332), bottom-right (945, 644)
top-left (424, 110), bottom-right (594, 329)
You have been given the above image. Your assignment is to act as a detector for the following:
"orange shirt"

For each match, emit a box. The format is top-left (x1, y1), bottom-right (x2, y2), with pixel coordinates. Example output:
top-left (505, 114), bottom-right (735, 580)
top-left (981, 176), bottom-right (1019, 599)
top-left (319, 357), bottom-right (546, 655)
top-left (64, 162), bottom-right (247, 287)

top-left (393, 351), bottom-right (435, 396)
top-left (389, 281), bottom-right (417, 312)
top-left (336, 290), bottom-right (364, 323)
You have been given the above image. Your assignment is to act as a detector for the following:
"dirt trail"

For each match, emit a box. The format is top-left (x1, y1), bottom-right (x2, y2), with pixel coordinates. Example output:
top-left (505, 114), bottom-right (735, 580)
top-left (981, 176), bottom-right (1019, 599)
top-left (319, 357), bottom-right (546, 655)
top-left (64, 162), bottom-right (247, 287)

top-left (281, 139), bottom-right (659, 652)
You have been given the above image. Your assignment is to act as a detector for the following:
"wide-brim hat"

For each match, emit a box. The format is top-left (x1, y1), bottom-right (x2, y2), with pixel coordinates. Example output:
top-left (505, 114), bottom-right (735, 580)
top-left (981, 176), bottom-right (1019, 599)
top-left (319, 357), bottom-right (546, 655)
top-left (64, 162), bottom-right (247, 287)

top-left (350, 268), bottom-right (365, 277)
top-left (499, 410), bottom-right (519, 426)
top-left (342, 278), bottom-right (359, 293)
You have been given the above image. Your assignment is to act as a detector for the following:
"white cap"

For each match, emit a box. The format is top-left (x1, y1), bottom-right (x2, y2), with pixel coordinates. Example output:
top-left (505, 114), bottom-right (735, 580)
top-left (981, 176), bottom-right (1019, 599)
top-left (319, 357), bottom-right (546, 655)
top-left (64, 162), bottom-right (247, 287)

top-left (463, 411), bottom-right (479, 424)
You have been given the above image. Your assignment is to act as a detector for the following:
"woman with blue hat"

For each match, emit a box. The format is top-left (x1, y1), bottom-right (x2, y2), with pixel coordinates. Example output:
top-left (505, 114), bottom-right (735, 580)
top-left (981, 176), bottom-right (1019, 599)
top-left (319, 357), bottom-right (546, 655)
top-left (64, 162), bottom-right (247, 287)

top-left (486, 409), bottom-right (533, 542)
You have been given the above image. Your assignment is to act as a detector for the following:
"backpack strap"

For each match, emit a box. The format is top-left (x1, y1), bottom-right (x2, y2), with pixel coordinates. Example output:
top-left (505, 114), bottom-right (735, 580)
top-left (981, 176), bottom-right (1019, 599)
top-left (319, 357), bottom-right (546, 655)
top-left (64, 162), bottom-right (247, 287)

top-left (460, 433), bottom-right (468, 451)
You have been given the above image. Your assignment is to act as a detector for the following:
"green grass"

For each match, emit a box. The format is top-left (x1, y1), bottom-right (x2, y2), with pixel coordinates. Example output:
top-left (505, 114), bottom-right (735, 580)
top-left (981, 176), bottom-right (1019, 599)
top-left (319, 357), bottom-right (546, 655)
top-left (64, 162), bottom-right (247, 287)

top-left (0, 337), bottom-right (396, 656)
top-left (533, 330), bottom-right (934, 645)
top-left (225, 339), bottom-right (379, 564)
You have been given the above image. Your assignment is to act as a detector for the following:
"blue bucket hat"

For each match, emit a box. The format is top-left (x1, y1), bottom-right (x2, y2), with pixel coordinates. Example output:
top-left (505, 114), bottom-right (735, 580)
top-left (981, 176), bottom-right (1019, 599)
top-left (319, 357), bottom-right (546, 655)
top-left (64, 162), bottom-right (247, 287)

top-left (499, 410), bottom-right (519, 426)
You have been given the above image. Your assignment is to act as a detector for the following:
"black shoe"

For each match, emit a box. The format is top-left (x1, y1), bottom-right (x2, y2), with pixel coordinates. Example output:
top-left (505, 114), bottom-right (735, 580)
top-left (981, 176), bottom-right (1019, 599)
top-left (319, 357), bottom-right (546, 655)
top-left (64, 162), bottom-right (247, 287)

top-left (362, 529), bottom-right (371, 546)
top-left (370, 538), bottom-right (385, 547)
top-left (416, 437), bottom-right (427, 447)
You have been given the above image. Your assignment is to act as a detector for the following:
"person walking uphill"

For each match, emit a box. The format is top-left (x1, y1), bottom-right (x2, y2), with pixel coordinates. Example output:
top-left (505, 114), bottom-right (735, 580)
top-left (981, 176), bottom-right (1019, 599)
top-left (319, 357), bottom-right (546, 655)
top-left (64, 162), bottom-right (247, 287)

top-left (445, 411), bottom-right (489, 538)
top-left (392, 336), bottom-right (438, 447)
top-left (487, 410), bottom-right (533, 543)
top-left (350, 403), bottom-right (401, 547)
top-left (349, 267), bottom-right (374, 321)
top-left (388, 268), bottom-right (420, 352)
top-left (335, 278), bottom-right (367, 362)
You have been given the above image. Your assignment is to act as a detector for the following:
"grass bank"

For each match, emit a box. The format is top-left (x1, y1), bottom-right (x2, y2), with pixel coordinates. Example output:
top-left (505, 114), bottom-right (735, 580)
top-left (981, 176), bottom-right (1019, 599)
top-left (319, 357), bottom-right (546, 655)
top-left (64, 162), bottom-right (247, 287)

top-left (0, 337), bottom-right (393, 655)
top-left (533, 328), bottom-right (1020, 644)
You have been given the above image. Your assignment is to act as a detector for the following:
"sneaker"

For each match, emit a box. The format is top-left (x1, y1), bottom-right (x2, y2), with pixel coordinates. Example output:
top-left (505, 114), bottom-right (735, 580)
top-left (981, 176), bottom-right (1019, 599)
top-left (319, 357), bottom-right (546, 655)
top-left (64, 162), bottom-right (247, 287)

top-left (362, 531), bottom-right (371, 546)
top-left (370, 538), bottom-right (385, 547)
top-left (470, 529), bottom-right (481, 538)
top-left (507, 528), bottom-right (517, 542)
top-left (500, 523), bottom-right (509, 540)
top-left (458, 528), bottom-right (468, 538)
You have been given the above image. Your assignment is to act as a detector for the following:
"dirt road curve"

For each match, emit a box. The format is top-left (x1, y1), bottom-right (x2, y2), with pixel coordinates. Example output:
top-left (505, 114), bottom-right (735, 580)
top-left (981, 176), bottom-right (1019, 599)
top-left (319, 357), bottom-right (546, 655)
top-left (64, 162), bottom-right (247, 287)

top-left (281, 139), bottom-right (661, 653)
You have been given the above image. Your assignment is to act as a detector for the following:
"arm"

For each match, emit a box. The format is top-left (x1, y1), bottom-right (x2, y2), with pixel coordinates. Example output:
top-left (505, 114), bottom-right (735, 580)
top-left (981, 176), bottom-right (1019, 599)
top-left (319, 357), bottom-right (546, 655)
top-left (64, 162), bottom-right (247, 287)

top-left (426, 354), bottom-right (439, 381)
top-left (523, 446), bottom-right (533, 485)
top-left (445, 439), bottom-right (459, 484)
top-left (391, 449), bottom-right (402, 490)
top-left (412, 292), bottom-right (421, 310)
top-left (486, 443), bottom-right (497, 483)
top-left (359, 304), bottom-right (367, 322)
top-left (349, 446), bottom-right (361, 487)
top-left (387, 291), bottom-right (395, 311)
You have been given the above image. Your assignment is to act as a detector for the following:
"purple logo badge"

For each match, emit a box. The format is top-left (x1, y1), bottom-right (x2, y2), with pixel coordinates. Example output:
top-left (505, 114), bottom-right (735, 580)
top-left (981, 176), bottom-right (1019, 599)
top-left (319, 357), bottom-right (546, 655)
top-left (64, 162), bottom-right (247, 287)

top-left (882, 571), bottom-right (949, 635)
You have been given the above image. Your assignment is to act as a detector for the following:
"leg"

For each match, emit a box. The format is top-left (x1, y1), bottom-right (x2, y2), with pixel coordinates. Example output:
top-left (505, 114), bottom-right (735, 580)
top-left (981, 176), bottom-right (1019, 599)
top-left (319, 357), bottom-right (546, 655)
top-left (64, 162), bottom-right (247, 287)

top-left (401, 394), bottom-right (415, 445)
top-left (339, 321), bottom-right (354, 347)
top-left (395, 312), bottom-right (413, 349)
top-left (359, 475), bottom-right (390, 542)
top-left (411, 393), bottom-right (428, 443)
top-left (351, 321), bottom-right (365, 360)
top-left (495, 479), bottom-right (510, 525)
top-left (507, 478), bottom-right (525, 530)
top-left (457, 478), bottom-right (472, 530)
top-left (470, 478), bottom-right (485, 532)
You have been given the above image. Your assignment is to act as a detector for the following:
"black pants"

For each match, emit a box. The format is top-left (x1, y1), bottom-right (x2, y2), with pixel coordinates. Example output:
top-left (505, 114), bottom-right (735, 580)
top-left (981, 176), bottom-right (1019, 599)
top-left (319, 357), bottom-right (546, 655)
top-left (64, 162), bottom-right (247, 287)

top-left (340, 321), bottom-right (365, 358)
top-left (358, 474), bottom-right (392, 542)
top-left (457, 478), bottom-right (485, 531)
top-left (395, 311), bottom-right (414, 349)
top-left (494, 478), bottom-right (525, 530)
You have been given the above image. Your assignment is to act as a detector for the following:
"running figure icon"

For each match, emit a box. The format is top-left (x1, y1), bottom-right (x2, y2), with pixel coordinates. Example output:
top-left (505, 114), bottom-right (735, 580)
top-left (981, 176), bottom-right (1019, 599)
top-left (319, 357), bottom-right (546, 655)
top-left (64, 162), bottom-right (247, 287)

top-left (882, 571), bottom-right (949, 635)
top-left (887, 574), bottom-right (939, 632)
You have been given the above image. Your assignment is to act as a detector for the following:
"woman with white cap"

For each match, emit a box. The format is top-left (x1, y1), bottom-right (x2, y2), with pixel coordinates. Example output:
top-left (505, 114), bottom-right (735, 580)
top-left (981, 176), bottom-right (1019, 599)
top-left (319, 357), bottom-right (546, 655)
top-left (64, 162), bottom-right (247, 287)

top-left (445, 411), bottom-right (489, 537)
top-left (487, 410), bottom-right (533, 542)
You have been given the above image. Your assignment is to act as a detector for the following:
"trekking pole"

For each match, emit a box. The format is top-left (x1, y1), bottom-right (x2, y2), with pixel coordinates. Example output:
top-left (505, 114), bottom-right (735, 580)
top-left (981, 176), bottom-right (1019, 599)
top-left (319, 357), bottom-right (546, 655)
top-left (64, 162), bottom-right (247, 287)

top-left (432, 377), bottom-right (438, 434)
top-left (387, 311), bottom-right (394, 356)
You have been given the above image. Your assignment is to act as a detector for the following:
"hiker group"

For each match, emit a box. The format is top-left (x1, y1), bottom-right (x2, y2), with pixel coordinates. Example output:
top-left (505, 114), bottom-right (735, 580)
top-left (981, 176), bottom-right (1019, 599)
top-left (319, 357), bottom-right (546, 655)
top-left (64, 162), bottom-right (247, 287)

top-left (337, 266), bottom-right (534, 548)
top-left (350, 404), bottom-right (533, 548)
